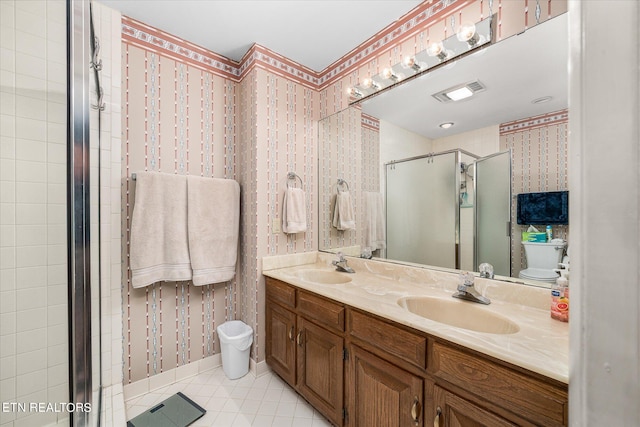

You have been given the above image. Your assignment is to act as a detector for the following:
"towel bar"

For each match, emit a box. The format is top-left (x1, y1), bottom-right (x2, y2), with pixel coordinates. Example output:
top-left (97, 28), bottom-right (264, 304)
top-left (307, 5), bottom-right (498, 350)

top-left (337, 179), bottom-right (350, 193)
top-left (287, 172), bottom-right (303, 189)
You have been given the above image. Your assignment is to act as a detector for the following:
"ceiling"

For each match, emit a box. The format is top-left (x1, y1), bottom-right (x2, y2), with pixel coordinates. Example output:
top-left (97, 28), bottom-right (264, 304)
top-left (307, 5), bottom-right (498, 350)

top-left (98, 0), bottom-right (423, 71)
top-left (362, 14), bottom-right (568, 139)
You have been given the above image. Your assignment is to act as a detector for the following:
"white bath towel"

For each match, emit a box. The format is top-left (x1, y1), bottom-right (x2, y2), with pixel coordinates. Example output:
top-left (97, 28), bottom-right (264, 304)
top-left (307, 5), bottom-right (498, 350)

top-left (282, 187), bottom-right (307, 234)
top-left (187, 176), bottom-right (240, 285)
top-left (130, 172), bottom-right (192, 288)
top-left (332, 191), bottom-right (356, 231)
top-left (364, 192), bottom-right (386, 250)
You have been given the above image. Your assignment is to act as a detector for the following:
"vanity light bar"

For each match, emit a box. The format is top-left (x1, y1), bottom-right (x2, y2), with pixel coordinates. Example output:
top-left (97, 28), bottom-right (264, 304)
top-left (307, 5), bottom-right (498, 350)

top-left (346, 14), bottom-right (495, 103)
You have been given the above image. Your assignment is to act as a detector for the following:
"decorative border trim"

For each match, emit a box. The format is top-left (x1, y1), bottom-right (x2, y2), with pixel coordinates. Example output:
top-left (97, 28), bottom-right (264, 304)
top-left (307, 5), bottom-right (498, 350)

top-left (317, 0), bottom-right (466, 88)
top-left (499, 109), bottom-right (569, 135)
top-left (361, 113), bottom-right (380, 131)
top-left (121, 0), bottom-right (464, 90)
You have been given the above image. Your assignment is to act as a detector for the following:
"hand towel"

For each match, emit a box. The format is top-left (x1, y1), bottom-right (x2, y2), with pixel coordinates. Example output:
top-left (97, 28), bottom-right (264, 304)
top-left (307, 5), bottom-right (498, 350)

top-left (364, 192), bottom-right (386, 250)
top-left (282, 187), bottom-right (307, 234)
top-left (332, 191), bottom-right (356, 231)
top-left (187, 176), bottom-right (240, 285)
top-left (130, 172), bottom-right (192, 288)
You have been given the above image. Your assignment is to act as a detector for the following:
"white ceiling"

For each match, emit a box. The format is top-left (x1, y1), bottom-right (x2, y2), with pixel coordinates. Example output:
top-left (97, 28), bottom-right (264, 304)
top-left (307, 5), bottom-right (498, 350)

top-left (362, 14), bottom-right (568, 139)
top-left (98, 0), bottom-right (423, 71)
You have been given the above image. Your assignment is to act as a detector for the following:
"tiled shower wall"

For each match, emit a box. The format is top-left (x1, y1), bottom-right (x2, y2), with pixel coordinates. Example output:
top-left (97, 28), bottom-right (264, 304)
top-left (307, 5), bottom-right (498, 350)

top-left (119, 0), bottom-right (567, 384)
top-left (0, 1), bottom-right (68, 426)
top-left (500, 109), bottom-right (569, 276)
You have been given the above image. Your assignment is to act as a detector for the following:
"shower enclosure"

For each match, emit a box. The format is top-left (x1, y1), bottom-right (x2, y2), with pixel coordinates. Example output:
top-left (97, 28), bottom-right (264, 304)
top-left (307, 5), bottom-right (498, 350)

top-left (385, 149), bottom-right (511, 276)
top-left (0, 1), bottom-right (103, 426)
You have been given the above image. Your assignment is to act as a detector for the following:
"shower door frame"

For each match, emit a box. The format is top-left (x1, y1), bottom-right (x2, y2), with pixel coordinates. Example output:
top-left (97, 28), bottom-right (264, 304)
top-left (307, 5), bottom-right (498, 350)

top-left (68, 0), bottom-right (100, 425)
top-left (384, 149), bottom-right (479, 270)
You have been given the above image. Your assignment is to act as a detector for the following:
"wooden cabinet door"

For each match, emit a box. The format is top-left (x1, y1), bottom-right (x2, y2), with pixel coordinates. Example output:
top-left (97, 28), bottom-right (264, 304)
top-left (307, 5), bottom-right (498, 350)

top-left (432, 385), bottom-right (516, 427)
top-left (297, 317), bottom-right (344, 426)
top-left (265, 301), bottom-right (296, 385)
top-left (347, 345), bottom-right (423, 427)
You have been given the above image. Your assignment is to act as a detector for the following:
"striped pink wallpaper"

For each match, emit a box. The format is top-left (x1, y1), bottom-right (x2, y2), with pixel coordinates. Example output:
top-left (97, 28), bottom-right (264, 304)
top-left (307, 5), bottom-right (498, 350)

top-left (500, 109), bottom-right (569, 277)
top-left (120, 0), bottom-right (567, 383)
top-left (122, 42), bottom-right (237, 383)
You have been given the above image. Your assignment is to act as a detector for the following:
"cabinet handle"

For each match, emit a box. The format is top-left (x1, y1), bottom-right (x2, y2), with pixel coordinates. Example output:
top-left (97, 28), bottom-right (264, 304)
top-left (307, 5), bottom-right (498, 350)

top-left (288, 326), bottom-right (294, 341)
top-left (433, 406), bottom-right (442, 427)
top-left (411, 396), bottom-right (422, 424)
top-left (296, 330), bottom-right (303, 346)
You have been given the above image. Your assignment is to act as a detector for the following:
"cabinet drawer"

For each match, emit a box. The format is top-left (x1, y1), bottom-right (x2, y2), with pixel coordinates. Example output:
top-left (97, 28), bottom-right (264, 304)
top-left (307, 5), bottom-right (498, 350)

top-left (266, 278), bottom-right (296, 308)
top-left (297, 290), bottom-right (344, 332)
top-left (348, 309), bottom-right (427, 370)
top-left (432, 341), bottom-right (568, 426)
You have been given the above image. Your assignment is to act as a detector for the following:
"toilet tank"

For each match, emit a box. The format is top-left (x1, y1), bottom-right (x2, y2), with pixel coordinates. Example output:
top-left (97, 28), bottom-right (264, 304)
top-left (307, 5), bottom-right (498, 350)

top-left (521, 241), bottom-right (566, 269)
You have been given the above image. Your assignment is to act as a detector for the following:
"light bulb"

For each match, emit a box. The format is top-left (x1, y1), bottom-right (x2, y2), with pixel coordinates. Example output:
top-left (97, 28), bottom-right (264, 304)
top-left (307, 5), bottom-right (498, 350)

top-left (427, 41), bottom-right (447, 61)
top-left (361, 77), bottom-right (380, 90)
top-left (457, 22), bottom-right (479, 47)
top-left (346, 87), bottom-right (363, 98)
top-left (382, 68), bottom-right (399, 81)
top-left (402, 55), bottom-right (421, 71)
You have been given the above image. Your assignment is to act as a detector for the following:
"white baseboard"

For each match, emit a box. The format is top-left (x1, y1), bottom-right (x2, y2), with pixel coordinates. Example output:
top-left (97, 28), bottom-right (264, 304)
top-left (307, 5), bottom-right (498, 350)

top-left (123, 354), bottom-right (222, 401)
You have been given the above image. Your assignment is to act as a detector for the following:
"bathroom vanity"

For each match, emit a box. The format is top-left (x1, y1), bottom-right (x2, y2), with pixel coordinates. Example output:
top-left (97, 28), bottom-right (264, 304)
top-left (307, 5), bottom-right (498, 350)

top-left (263, 254), bottom-right (568, 427)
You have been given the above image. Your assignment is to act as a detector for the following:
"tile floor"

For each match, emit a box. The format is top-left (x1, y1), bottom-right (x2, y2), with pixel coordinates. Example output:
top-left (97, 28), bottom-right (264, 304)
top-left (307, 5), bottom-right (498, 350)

top-left (125, 367), bottom-right (333, 427)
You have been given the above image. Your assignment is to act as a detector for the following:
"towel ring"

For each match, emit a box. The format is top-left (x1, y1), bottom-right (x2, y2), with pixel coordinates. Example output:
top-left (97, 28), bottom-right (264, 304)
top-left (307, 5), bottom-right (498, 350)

top-left (337, 179), bottom-right (350, 193)
top-left (287, 172), bottom-right (303, 189)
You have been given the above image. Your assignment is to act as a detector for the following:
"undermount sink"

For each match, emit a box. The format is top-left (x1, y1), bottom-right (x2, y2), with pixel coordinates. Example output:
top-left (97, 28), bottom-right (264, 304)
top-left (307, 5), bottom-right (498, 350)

top-left (398, 296), bottom-right (520, 335)
top-left (295, 269), bottom-right (353, 285)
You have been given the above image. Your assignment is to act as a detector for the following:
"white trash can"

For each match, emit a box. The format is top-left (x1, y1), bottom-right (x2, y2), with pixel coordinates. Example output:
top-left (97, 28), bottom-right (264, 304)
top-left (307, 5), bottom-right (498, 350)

top-left (217, 320), bottom-right (253, 379)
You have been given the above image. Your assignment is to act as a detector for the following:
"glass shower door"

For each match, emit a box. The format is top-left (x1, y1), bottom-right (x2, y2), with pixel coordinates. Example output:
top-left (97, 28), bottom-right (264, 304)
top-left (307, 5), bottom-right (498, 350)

top-left (475, 150), bottom-right (512, 277)
top-left (386, 152), bottom-right (457, 268)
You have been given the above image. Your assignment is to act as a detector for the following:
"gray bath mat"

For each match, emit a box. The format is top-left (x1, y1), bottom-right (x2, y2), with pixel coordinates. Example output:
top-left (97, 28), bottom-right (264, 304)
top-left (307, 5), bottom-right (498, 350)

top-left (127, 392), bottom-right (206, 427)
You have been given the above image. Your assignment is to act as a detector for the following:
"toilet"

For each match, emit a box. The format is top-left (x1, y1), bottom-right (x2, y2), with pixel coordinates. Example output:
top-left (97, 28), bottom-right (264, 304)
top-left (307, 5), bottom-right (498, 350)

top-left (519, 241), bottom-right (567, 283)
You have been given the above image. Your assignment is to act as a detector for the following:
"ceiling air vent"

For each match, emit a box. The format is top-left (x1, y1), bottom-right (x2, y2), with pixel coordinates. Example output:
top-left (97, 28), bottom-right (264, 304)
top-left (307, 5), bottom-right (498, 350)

top-left (432, 80), bottom-right (486, 103)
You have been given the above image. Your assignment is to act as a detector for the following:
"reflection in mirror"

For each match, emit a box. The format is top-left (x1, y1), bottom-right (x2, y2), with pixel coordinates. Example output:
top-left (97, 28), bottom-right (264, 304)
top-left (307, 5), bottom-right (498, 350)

top-left (318, 14), bottom-right (569, 287)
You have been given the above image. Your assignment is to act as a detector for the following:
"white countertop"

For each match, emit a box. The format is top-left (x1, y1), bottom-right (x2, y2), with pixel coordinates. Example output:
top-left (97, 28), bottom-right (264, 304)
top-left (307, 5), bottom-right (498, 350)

top-left (262, 252), bottom-right (569, 384)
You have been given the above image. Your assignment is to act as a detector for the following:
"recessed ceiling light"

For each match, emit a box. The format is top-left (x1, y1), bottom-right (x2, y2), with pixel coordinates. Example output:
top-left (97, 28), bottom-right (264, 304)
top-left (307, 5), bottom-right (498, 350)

top-left (445, 87), bottom-right (474, 101)
top-left (532, 96), bottom-right (553, 104)
top-left (432, 80), bottom-right (486, 103)
top-left (439, 122), bottom-right (454, 129)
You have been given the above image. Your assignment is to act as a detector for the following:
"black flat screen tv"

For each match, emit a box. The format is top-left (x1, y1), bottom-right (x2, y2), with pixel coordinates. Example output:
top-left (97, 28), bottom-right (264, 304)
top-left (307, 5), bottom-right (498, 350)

top-left (517, 191), bottom-right (569, 225)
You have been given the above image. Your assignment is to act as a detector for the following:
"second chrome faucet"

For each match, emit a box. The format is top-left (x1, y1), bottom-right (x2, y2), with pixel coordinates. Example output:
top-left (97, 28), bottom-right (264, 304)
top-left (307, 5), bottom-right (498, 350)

top-left (453, 272), bottom-right (490, 305)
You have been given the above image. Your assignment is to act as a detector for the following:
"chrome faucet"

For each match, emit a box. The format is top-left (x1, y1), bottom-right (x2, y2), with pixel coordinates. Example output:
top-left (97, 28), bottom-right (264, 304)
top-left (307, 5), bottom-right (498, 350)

top-left (453, 272), bottom-right (490, 305)
top-left (332, 252), bottom-right (355, 273)
top-left (478, 263), bottom-right (494, 279)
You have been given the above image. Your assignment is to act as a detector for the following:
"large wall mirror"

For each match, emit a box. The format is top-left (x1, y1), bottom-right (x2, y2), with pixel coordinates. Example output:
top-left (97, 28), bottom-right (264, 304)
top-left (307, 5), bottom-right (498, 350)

top-left (318, 14), bottom-right (569, 287)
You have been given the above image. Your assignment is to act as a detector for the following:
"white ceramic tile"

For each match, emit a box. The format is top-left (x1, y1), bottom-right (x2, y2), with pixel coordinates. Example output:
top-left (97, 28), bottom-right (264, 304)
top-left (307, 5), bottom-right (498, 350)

top-left (0, 136), bottom-right (16, 159)
top-left (16, 265), bottom-right (46, 288)
top-left (15, 93), bottom-right (46, 121)
top-left (0, 312), bottom-right (15, 336)
top-left (0, 246), bottom-right (16, 269)
top-left (15, 203), bottom-right (46, 225)
top-left (46, 343), bottom-right (67, 368)
top-left (0, 158), bottom-right (14, 181)
top-left (46, 132), bottom-right (66, 157)
top-left (16, 244), bottom-right (46, 267)
top-left (46, 323), bottom-right (67, 347)
top-left (0, 355), bottom-right (16, 381)
top-left (16, 307), bottom-right (46, 332)
top-left (15, 368), bottom-right (46, 397)
top-left (15, 52), bottom-right (46, 81)
top-left (0, 114), bottom-right (16, 138)
top-left (0, 225), bottom-right (15, 247)
top-left (16, 225), bottom-right (46, 245)
top-left (15, 160), bottom-right (46, 182)
top-left (15, 139), bottom-right (45, 161)
top-left (0, 334), bottom-right (16, 358)
top-left (0, 89), bottom-right (14, 115)
top-left (14, 74), bottom-right (46, 100)
top-left (15, 348), bottom-right (46, 375)
top-left (0, 270), bottom-right (16, 292)
top-left (0, 203), bottom-right (15, 225)
top-left (14, 31), bottom-right (45, 59)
